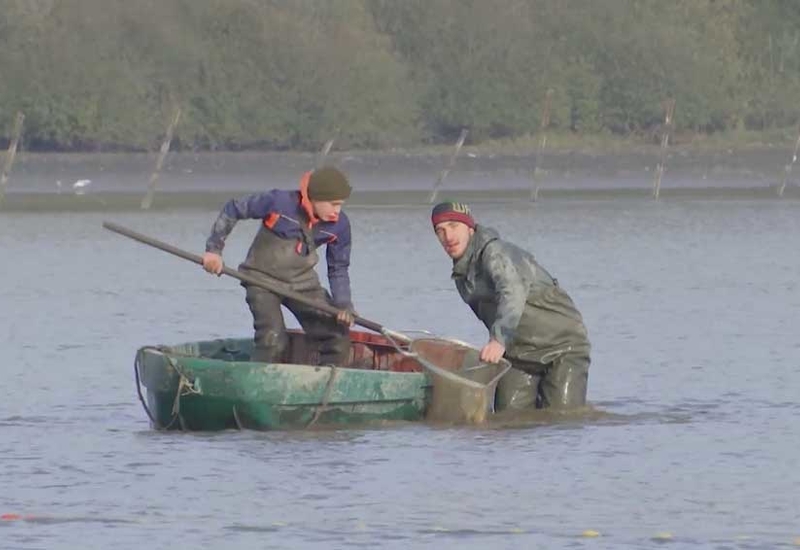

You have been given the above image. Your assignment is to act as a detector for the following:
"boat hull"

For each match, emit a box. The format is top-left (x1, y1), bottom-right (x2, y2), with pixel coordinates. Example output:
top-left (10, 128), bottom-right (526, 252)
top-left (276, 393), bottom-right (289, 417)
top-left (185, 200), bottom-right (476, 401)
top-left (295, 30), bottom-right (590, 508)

top-left (134, 331), bottom-right (511, 431)
top-left (136, 345), bottom-right (430, 431)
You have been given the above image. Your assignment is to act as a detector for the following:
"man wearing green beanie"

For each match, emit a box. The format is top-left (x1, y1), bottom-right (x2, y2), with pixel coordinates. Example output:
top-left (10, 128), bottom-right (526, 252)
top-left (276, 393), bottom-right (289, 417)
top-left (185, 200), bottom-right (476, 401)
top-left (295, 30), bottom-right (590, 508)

top-left (202, 166), bottom-right (355, 365)
top-left (431, 201), bottom-right (591, 410)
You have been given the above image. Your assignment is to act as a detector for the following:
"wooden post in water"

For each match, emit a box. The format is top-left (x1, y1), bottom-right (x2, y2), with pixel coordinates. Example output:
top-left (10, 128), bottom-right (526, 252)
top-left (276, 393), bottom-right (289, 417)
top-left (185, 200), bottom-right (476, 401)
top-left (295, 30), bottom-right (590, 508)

top-left (0, 112), bottom-right (25, 208)
top-left (777, 127), bottom-right (800, 197)
top-left (531, 88), bottom-right (554, 202)
top-left (316, 138), bottom-right (335, 169)
top-left (428, 128), bottom-right (468, 204)
top-left (652, 98), bottom-right (676, 200)
top-left (141, 106), bottom-right (182, 210)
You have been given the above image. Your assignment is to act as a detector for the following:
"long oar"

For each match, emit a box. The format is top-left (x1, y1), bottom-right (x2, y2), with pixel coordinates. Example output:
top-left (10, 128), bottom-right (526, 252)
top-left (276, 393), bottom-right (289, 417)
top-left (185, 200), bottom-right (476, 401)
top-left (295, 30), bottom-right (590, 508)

top-left (102, 221), bottom-right (412, 344)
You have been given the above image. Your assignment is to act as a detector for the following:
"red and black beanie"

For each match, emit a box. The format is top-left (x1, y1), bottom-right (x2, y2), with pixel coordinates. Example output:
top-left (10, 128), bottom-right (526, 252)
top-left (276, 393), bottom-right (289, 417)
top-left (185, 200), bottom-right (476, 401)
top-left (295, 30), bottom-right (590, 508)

top-left (431, 201), bottom-right (475, 229)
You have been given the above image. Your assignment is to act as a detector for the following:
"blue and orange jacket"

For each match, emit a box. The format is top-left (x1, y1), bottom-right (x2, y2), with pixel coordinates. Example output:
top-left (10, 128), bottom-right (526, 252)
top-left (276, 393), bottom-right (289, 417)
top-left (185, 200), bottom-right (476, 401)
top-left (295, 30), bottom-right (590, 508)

top-left (205, 173), bottom-right (352, 308)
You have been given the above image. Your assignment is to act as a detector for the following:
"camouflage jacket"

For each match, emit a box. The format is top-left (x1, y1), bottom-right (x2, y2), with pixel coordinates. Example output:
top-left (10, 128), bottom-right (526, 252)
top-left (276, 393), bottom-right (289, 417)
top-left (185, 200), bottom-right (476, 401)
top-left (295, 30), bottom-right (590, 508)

top-left (451, 225), bottom-right (590, 363)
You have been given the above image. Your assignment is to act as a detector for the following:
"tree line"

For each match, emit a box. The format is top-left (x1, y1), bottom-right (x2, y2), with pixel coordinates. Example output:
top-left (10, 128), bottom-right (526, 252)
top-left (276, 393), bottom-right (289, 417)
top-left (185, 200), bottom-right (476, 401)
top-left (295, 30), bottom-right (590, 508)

top-left (1, 0), bottom-right (798, 152)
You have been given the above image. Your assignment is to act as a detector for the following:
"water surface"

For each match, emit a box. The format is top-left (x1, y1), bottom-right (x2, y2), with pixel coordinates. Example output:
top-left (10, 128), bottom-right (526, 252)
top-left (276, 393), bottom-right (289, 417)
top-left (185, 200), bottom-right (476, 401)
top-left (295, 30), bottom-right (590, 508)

top-left (1, 194), bottom-right (798, 549)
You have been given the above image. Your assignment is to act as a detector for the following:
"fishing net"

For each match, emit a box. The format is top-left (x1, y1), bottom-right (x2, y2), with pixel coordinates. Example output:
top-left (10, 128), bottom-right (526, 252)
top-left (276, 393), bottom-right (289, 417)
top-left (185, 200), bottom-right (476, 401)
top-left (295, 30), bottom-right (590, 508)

top-left (407, 337), bottom-right (511, 425)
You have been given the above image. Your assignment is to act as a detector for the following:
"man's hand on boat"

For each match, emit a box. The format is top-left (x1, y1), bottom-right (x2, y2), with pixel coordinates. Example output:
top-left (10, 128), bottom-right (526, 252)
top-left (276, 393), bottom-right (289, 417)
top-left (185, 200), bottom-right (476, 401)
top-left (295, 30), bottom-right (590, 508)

top-left (336, 309), bottom-right (355, 327)
top-left (202, 252), bottom-right (224, 275)
top-left (480, 339), bottom-right (506, 363)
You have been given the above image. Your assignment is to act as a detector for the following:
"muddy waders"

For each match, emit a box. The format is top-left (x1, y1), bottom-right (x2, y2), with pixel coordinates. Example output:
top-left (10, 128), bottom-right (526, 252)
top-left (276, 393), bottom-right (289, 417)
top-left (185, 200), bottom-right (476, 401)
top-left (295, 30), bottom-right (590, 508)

top-left (495, 353), bottom-right (590, 411)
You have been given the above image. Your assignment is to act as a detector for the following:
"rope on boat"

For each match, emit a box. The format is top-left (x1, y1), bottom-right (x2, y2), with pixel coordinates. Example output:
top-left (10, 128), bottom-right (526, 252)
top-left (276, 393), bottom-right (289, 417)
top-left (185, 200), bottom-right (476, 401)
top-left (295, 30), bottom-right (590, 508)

top-left (231, 405), bottom-right (243, 430)
top-left (306, 366), bottom-right (339, 428)
top-left (171, 368), bottom-right (201, 413)
top-left (134, 346), bottom-right (200, 431)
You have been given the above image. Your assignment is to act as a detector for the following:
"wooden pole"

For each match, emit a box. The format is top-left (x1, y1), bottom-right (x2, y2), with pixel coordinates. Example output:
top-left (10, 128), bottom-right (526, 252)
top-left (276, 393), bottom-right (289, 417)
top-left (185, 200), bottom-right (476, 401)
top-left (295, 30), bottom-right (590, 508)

top-left (652, 98), bottom-right (676, 200)
top-left (0, 112), bottom-right (25, 208)
top-left (777, 127), bottom-right (800, 197)
top-left (141, 106), bottom-right (182, 210)
top-left (531, 88), bottom-right (554, 202)
top-left (428, 128), bottom-right (468, 204)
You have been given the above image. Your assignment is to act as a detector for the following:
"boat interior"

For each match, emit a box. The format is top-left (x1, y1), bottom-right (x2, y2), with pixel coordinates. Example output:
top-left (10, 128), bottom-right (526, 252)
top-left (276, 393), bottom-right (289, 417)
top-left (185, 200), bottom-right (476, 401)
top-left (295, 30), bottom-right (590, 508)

top-left (181, 329), bottom-right (478, 373)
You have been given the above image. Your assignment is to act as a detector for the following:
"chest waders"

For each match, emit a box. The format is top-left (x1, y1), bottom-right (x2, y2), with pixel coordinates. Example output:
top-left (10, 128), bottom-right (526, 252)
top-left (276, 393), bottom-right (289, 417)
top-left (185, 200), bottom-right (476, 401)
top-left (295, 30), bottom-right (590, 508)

top-left (240, 225), bottom-right (350, 365)
top-left (494, 283), bottom-right (591, 411)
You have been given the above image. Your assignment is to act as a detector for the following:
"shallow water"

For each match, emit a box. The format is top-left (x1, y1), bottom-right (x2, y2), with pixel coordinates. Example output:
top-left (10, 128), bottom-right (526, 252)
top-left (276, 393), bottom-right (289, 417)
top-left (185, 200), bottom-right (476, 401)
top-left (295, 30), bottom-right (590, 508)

top-left (2, 195), bottom-right (799, 549)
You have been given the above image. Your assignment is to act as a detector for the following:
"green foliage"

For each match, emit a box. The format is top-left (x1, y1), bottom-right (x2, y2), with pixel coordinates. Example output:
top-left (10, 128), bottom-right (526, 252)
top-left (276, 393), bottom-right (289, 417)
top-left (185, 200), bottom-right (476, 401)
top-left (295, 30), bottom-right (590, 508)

top-left (1, 0), bottom-right (799, 151)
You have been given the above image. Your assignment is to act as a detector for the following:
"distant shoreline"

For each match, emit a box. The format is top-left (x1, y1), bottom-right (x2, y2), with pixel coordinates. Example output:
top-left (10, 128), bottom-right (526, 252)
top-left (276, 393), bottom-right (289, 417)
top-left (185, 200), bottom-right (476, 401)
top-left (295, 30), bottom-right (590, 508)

top-left (3, 131), bottom-right (798, 210)
top-left (2, 186), bottom-right (798, 214)
top-left (6, 140), bottom-right (795, 188)
top-left (8, 128), bottom-right (800, 157)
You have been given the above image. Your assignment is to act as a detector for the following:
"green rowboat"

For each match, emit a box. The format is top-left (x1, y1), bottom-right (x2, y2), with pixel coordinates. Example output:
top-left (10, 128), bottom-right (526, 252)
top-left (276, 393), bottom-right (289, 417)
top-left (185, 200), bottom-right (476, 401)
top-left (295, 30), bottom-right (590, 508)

top-left (134, 329), bottom-right (510, 431)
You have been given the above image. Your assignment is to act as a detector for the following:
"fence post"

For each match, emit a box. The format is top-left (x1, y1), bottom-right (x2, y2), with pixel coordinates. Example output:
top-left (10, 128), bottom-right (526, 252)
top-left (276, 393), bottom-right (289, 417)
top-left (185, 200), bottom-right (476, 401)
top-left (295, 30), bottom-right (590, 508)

top-left (652, 99), bottom-right (676, 200)
top-left (316, 138), bottom-right (335, 168)
top-left (0, 112), bottom-right (25, 208)
top-left (531, 88), bottom-right (554, 202)
top-left (428, 128), bottom-right (468, 204)
top-left (141, 106), bottom-right (182, 210)
top-left (777, 127), bottom-right (800, 197)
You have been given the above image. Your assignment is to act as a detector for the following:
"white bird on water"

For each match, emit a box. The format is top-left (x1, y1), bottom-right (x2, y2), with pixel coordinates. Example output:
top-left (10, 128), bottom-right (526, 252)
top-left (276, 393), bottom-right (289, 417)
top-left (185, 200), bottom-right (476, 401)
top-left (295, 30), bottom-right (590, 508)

top-left (72, 179), bottom-right (91, 195)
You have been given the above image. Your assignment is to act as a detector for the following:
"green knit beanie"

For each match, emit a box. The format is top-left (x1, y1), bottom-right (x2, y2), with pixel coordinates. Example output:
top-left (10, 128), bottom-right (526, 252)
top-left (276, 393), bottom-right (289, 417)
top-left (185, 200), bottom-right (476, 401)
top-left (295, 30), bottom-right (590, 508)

top-left (307, 166), bottom-right (352, 201)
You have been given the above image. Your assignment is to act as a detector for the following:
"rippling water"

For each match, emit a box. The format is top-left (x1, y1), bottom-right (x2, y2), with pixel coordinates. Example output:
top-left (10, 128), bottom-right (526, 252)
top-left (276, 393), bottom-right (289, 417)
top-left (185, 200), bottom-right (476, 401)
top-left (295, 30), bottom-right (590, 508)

top-left (2, 194), bottom-right (799, 549)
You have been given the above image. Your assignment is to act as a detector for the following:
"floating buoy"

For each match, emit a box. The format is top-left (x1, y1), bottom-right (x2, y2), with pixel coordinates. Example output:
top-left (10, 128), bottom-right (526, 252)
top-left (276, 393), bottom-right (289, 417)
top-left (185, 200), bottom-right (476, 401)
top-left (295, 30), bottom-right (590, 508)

top-left (652, 531), bottom-right (673, 541)
top-left (582, 529), bottom-right (601, 538)
top-left (1, 513), bottom-right (21, 521)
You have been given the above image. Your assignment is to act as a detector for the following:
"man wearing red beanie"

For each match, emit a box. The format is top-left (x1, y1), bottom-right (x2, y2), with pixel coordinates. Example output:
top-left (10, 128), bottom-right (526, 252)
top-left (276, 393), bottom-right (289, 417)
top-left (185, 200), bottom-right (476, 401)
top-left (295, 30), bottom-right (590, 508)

top-left (432, 201), bottom-right (591, 410)
top-left (202, 166), bottom-right (354, 365)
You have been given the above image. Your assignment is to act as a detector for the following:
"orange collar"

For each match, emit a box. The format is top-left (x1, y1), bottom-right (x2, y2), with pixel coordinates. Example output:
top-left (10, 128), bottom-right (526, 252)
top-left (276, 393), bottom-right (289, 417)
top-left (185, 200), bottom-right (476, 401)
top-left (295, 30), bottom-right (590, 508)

top-left (298, 171), bottom-right (319, 228)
